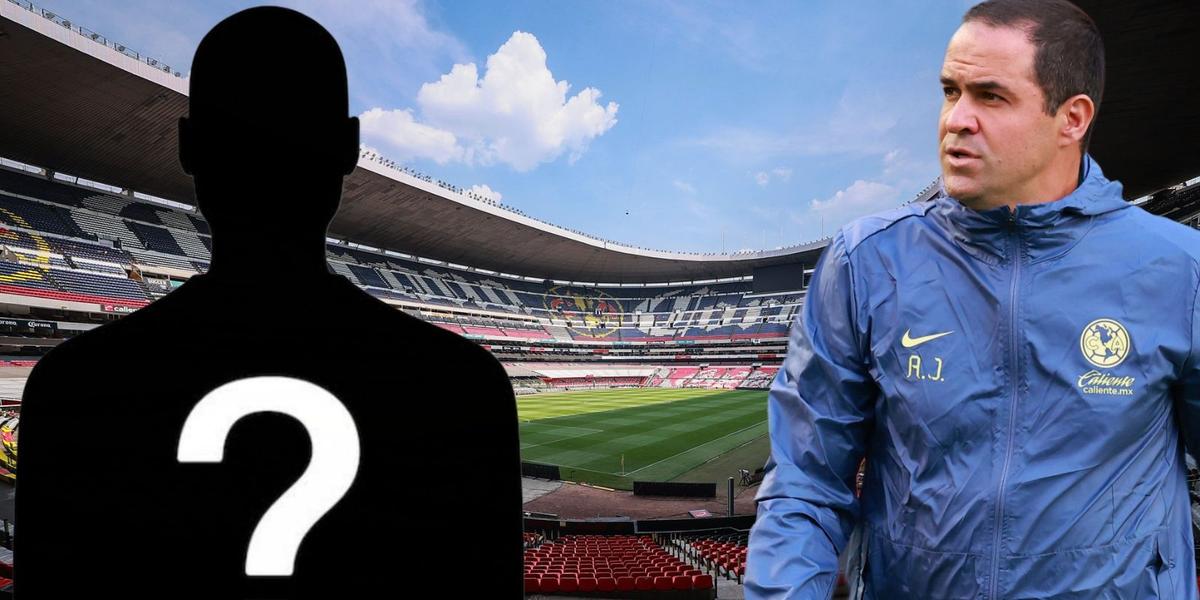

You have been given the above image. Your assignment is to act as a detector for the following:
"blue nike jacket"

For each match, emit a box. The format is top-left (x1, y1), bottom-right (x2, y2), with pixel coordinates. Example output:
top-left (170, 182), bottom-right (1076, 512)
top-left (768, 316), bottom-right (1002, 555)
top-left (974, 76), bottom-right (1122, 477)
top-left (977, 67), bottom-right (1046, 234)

top-left (747, 155), bottom-right (1200, 599)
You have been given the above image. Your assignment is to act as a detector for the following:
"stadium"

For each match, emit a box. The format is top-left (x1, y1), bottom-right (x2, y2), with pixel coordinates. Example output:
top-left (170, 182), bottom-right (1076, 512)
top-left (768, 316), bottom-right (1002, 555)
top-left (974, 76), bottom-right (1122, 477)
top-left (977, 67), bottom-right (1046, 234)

top-left (0, 0), bottom-right (1199, 598)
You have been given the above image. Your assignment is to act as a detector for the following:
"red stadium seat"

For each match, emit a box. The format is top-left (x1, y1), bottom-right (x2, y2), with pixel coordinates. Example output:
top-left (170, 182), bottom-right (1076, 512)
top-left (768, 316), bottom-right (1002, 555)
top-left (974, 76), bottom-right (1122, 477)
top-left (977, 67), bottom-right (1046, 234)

top-left (654, 576), bottom-right (674, 591)
top-left (693, 574), bottom-right (714, 589)
top-left (539, 578), bottom-right (559, 593)
top-left (578, 577), bottom-right (598, 591)
top-left (617, 576), bottom-right (636, 591)
top-left (597, 577), bottom-right (617, 592)
top-left (673, 575), bottom-right (693, 590)
top-left (524, 577), bottom-right (540, 593)
top-left (635, 576), bottom-right (654, 590)
top-left (559, 578), bottom-right (579, 593)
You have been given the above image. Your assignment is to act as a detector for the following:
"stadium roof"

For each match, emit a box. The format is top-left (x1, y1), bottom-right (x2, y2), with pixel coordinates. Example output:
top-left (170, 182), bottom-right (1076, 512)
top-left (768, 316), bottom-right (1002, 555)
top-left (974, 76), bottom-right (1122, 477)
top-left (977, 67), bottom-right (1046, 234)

top-left (1070, 0), bottom-right (1200, 199)
top-left (1, 1), bottom-right (1197, 282)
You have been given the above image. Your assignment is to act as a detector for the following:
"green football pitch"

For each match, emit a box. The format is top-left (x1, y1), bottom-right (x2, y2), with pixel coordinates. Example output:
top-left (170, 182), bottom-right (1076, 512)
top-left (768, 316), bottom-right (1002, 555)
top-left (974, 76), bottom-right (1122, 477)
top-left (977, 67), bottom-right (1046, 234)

top-left (518, 388), bottom-right (769, 490)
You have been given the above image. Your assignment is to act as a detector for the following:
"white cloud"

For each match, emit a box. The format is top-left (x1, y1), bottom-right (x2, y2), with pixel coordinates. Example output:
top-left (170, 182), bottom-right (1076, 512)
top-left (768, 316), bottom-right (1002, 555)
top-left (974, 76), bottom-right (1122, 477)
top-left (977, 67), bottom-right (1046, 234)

top-left (470, 184), bottom-right (502, 202)
top-left (358, 108), bottom-right (462, 164)
top-left (804, 180), bottom-right (901, 227)
top-left (673, 180), bottom-right (696, 194)
top-left (754, 167), bottom-right (792, 187)
top-left (361, 31), bottom-right (619, 172)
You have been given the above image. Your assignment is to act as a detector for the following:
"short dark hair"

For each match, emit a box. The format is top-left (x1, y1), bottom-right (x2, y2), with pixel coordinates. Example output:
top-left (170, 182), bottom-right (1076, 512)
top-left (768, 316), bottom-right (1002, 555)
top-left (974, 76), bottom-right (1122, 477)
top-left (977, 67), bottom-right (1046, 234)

top-left (964, 0), bottom-right (1105, 153)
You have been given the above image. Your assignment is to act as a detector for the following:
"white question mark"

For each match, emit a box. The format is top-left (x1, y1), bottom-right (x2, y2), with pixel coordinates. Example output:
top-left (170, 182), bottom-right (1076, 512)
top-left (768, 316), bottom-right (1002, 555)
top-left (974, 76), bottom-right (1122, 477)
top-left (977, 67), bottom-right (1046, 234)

top-left (177, 376), bottom-right (361, 576)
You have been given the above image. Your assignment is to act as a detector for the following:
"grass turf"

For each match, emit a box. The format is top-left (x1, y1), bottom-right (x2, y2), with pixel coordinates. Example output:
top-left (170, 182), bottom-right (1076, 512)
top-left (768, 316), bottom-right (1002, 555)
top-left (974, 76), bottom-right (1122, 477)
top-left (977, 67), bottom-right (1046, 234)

top-left (518, 388), bottom-right (767, 490)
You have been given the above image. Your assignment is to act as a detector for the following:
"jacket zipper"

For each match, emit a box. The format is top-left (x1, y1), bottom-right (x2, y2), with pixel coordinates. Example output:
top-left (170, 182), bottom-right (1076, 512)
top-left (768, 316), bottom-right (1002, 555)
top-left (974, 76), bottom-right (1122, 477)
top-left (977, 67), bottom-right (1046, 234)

top-left (990, 212), bottom-right (1022, 599)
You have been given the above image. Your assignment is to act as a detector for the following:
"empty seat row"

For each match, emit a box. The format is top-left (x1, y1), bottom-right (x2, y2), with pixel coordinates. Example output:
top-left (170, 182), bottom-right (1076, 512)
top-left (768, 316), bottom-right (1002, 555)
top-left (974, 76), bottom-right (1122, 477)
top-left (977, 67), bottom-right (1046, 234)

top-left (525, 573), bottom-right (713, 593)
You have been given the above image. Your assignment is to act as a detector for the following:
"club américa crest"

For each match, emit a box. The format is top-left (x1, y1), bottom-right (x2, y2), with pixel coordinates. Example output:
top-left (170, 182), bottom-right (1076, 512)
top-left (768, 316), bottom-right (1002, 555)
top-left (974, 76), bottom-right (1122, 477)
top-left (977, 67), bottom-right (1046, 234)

top-left (1076, 318), bottom-right (1135, 396)
top-left (543, 286), bottom-right (623, 338)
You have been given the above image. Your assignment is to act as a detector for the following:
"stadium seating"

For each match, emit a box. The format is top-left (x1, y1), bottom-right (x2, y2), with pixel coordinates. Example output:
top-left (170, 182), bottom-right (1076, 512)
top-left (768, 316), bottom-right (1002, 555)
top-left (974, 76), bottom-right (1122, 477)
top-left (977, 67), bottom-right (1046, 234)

top-left (0, 261), bottom-right (56, 291)
top-left (46, 236), bottom-right (130, 264)
top-left (126, 221), bottom-right (187, 256)
top-left (524, 534), bottom-right (715, 598)
top-left (545, 376), bottom-right (647, 389)
top-left (0, 167), bottom-right (797, 371)
top-left (0, 168), bottom-right (98, 206)
top-left (669, 533), bottom-right (748, 585)
top-left (0, 194), bottom-right (90, 239)
top-left (738, 367), bottom-right (778, 390)
top-left (658, 367), bottom-right (700, 388)
top-left (47, 269), bottom-right (149, 302)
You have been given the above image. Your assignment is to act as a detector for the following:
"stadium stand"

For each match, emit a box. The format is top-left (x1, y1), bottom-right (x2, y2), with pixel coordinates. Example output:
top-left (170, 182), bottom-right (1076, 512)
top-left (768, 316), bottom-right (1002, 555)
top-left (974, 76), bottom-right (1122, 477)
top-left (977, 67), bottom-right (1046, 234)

top-left (668, 533), bottom-right (747, 585)
top-left (523, 534), bottom-right (715, 597)
top-left (0, 165), bottom-right (798, 397)
top-left (661, 367), bottom-right (701, 388)
top-left (738, 367), bottom-right (779, 390)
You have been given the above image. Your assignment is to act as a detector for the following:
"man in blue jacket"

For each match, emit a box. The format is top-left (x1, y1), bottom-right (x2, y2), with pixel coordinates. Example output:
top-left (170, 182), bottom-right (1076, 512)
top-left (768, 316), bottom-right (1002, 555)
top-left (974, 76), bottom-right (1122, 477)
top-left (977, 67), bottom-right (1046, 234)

top-left (747, 0), bottom-right (1200, 597)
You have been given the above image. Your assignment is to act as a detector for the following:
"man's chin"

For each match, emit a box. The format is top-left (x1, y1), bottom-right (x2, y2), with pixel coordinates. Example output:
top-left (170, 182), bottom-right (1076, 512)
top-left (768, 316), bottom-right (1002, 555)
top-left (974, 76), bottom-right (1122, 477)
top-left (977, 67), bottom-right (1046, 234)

top-left (941, 174), bottom-right (981, 201)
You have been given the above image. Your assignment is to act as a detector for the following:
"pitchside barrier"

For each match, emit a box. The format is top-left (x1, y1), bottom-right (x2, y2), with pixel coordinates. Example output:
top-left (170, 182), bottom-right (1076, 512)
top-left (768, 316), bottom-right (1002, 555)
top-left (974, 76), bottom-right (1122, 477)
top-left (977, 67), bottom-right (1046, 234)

top-left (524, 516), bottom-right (754, 537)
top-left (633, 481), bottom-right (716, 498)
top-left (522, 461), bottom-right (561, 480)
top-left (521, 461), bottom-right (720, 499)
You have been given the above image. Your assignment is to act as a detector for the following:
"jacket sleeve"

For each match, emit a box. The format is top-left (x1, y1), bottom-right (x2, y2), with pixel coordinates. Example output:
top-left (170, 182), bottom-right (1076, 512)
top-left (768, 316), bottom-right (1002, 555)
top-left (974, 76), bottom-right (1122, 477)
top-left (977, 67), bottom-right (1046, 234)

top-left (745, 231), bottom-right (877, 600)
top-left (1176, 275), bottom-right (1200, 461)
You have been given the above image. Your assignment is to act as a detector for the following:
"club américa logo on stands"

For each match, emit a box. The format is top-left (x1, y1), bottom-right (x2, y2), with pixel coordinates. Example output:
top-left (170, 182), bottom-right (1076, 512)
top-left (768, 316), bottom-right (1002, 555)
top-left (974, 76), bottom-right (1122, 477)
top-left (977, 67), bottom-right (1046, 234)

top-left (1077, 318), bottom-right (1135, 396)
top-left (543, 286), bottom-right (622, 339)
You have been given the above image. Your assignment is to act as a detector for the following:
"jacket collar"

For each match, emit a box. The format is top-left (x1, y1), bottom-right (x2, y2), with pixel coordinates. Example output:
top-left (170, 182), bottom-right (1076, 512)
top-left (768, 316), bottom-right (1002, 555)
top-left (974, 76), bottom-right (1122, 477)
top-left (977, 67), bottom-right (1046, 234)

top-left (931, 154), bottom-right (1128, 264)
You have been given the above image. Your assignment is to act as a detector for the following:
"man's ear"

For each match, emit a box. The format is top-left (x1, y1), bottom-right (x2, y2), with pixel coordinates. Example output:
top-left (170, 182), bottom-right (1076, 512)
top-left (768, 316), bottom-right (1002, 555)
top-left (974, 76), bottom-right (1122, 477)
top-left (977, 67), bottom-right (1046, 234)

top-left (1059, 94), bottom-right (1095, 149)
top-left (179, 117), bottom-right (194, 176)
top-left (342, 116), bottom-right (360, 175)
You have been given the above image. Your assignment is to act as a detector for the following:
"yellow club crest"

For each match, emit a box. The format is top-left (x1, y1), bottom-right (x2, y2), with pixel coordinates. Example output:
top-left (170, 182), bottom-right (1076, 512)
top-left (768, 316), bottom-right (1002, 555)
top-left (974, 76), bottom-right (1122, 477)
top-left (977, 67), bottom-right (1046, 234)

top-left (1079, 318), bottom-right (1130, 369)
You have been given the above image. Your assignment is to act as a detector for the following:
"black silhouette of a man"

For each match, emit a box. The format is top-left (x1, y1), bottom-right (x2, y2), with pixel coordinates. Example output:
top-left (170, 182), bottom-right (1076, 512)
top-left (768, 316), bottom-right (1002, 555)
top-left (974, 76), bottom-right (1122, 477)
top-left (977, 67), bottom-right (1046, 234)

top-left (15, 7), bottom-right (523, 598)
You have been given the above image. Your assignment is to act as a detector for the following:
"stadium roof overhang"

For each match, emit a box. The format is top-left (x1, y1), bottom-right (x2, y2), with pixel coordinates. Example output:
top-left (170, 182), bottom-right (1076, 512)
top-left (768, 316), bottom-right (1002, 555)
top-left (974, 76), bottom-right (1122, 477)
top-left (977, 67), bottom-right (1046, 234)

top-left (1, 1), bottom-right (1197, 282)
top-left (1069, 0), bottom-right (1200, 197)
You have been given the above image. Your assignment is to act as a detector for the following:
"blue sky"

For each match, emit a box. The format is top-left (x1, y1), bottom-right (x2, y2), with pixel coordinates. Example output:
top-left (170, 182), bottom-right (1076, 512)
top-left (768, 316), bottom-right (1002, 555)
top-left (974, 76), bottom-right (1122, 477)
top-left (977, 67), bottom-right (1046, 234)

top-left (35, 0), bottom-right (976, 253)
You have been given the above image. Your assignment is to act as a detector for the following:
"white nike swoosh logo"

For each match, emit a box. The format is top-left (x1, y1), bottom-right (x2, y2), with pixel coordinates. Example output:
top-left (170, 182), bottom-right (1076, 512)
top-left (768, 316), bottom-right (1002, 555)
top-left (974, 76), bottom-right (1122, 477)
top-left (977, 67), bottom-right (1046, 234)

top-left (901, 329), bottom-right (953, 348)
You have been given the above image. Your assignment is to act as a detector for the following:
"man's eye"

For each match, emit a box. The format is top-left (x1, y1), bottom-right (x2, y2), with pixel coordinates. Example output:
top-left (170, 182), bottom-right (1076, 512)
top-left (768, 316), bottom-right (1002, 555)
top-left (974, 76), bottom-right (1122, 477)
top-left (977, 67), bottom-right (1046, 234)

top-left (982, 92), bottom-right (1002, 102)
top-left (943, 87), bottom-right (959, 98)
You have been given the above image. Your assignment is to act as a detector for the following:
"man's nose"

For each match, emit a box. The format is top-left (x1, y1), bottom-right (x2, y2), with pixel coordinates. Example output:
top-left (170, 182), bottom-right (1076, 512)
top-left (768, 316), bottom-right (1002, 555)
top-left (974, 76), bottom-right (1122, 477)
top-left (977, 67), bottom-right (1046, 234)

top-left (943, 97), bottom-right (979, 135)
